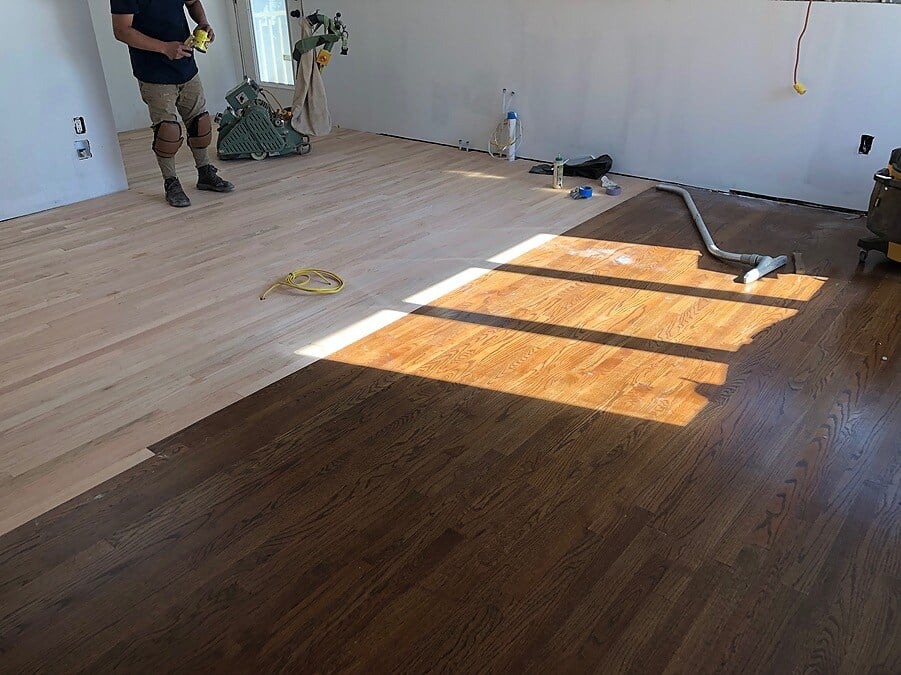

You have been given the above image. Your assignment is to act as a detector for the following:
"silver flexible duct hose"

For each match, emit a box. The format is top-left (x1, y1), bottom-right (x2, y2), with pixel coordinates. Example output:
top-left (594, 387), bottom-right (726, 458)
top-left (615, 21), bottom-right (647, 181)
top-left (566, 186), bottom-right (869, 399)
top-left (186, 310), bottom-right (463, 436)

top-left (656, 184), bottom-right (789, 283)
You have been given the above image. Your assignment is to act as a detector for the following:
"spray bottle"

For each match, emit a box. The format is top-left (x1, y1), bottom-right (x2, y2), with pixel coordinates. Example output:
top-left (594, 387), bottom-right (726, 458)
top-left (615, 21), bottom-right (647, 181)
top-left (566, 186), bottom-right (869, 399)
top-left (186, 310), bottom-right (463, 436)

top-left (553, 155), bottom-right (565, 189)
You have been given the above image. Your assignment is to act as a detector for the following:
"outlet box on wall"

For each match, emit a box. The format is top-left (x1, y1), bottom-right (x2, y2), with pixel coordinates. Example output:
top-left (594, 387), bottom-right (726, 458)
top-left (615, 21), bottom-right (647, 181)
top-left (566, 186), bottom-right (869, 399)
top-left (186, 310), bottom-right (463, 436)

top-left (75, 139), bottom-right (93, 160)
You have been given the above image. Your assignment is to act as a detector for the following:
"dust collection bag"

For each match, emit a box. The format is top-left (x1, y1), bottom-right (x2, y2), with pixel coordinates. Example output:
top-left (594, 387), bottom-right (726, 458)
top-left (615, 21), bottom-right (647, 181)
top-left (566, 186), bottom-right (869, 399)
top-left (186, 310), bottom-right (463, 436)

top-left (291, 18), bottom-right (332, 136)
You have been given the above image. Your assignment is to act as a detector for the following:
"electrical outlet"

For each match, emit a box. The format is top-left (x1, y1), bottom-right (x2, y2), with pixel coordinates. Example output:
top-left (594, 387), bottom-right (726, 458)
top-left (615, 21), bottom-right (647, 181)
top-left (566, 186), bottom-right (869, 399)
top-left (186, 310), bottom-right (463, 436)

top-left (73, 116), bottom-right (87, 134)
top-left (859, 134), bottom-right (874, 155)
top-left (458, 140), bottom-right (471, 152)
top-left (74, 139), bottom-right (92, 160)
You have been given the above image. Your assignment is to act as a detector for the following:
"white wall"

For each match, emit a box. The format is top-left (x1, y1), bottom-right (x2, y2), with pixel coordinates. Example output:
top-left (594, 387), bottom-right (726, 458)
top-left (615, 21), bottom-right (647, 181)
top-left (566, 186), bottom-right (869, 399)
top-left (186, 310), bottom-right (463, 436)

top-left (314, 0), bottom-right (901, 211)
top-left (1, 0), bottom-right (127, 221)
top-left (88, 0), bottom-right (243, 132)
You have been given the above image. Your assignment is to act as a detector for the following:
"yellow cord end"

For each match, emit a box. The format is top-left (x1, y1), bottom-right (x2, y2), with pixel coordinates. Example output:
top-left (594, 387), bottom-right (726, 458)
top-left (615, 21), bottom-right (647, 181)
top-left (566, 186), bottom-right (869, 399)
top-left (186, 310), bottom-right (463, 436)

top-left (793, 82), bottom-right (807, 96)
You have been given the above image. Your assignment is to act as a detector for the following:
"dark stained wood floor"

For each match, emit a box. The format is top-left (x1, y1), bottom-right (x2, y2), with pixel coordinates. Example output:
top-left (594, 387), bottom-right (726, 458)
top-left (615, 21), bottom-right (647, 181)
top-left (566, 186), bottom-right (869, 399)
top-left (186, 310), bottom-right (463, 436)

top-left (1, 188), bottom-right (898, 673)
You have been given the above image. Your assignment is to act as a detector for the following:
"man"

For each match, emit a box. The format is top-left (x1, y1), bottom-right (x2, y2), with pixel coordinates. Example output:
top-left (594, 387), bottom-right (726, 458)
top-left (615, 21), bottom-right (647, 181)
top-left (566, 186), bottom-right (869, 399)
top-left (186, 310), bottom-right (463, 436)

top-left (111, 0), bottom-right (235, 207)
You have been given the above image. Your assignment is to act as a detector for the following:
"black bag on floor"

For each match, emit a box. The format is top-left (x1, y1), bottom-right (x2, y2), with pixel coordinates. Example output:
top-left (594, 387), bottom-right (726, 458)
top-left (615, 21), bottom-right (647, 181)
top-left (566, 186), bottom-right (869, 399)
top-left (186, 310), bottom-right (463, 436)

top-left (530, 155), bottom-right (613, 180)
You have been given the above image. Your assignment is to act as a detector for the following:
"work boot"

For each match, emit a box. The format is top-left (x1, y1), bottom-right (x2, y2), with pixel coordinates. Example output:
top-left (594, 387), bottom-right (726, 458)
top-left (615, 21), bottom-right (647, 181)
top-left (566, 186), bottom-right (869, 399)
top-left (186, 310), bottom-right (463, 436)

top-left (197, 164), bottom-right (235, 193)
top-left (164, 177), bottom-right (191, 208)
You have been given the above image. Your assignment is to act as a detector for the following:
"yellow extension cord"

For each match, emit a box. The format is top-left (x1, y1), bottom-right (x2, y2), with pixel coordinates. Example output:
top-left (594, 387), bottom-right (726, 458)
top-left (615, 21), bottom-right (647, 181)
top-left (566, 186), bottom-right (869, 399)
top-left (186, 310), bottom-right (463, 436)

top-left (260, 268), bottom-right (345, 300)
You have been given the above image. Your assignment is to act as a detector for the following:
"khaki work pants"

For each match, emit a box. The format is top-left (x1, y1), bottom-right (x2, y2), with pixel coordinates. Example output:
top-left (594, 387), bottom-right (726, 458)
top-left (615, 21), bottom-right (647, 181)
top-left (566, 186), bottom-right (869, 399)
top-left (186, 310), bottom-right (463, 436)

top-left (139, 74), bottom-right (211, 180)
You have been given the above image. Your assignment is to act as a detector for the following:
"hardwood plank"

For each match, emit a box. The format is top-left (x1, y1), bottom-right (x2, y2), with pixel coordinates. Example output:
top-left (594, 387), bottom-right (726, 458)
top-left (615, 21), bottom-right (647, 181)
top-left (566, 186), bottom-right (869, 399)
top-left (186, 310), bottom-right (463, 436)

top-left (0, 175), bottom-right (898, 673)
top-left (0, 128), bottom-right (652, 534)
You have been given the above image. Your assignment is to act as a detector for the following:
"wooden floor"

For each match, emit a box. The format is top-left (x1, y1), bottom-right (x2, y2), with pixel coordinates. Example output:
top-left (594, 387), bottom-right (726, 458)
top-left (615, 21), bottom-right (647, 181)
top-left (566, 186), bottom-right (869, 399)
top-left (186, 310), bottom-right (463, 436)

top-left (1, 186), bottom-right (897, 672)
top-left (0, 129), bottom-right (650, 535)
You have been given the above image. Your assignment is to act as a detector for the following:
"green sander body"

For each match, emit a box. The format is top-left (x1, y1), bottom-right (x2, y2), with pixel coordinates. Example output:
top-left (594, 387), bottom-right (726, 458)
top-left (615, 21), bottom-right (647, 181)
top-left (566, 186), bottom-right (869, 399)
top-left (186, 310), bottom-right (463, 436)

top-left (215, 79), bottom-right (311, 161)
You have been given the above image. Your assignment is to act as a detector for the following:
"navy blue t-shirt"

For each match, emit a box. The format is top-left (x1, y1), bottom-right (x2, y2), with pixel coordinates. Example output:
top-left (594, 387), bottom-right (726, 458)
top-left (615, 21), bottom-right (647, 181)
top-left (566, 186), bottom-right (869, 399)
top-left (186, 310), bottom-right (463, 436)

top-left (110, 0), bottom-right (199, 85)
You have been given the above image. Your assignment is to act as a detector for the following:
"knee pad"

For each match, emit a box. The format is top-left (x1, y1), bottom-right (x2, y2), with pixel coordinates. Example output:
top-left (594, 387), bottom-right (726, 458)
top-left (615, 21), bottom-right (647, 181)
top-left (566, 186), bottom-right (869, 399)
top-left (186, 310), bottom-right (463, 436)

top-left (153, 121), bottom-right (183, 158)
top-left (187, 112), bottom-right (212, 149)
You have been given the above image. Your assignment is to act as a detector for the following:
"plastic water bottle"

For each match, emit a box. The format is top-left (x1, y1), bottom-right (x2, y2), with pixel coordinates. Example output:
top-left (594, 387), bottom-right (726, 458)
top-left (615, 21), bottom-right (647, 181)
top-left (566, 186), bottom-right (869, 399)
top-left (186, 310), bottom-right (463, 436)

top-left (553, 155), bottom-right (565, 189)
top-left (507, 111), bottom-right (518, 162)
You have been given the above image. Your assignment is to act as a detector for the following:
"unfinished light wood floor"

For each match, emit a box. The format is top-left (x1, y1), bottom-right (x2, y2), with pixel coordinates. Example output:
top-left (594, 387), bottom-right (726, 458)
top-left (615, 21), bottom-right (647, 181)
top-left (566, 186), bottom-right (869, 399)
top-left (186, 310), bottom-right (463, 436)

top-left (0, 129), bottom-right (650, 535)
top-left (1, 188), bottom-right (896, 673)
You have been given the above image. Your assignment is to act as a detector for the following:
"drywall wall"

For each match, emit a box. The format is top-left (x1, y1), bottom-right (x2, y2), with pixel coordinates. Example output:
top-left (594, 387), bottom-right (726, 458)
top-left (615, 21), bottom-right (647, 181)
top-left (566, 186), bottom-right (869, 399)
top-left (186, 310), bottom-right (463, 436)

top-left (1, 0), bottom-right (127, 221)
top-left (87, 0), bottom-right (154, 133)
top-left (315, 0), bottom-right (901, 211)
top-left (87, 0), bottom-right (243, 132)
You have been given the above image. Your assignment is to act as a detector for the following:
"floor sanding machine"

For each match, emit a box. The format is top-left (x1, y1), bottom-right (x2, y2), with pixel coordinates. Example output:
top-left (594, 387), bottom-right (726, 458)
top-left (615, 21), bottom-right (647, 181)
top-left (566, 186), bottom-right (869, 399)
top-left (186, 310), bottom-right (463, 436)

top-left (215, 10), bottom-right (348, 161)
top-left (215, 79), bottom-right (309, 161)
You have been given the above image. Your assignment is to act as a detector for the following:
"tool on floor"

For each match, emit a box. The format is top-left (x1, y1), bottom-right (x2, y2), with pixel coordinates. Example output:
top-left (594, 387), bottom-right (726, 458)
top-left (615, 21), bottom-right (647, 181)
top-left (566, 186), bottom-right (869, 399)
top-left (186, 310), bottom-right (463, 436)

top-left (185, 28), bottom-right (211, 53)
top-left (601, 176), bottom-right (622, 196)
top-left (216, 78), bottom-right (311, 161)
top-left (260, 268), bottom-right (345, 300)
top-left (858, 147), bottom-right (901, 264)
top-left (570, 185), bottom-right (593, 200)
top-left (657, 184), bottom-right (790, 283)
top-left (217, 9), bottom-right (348, 160)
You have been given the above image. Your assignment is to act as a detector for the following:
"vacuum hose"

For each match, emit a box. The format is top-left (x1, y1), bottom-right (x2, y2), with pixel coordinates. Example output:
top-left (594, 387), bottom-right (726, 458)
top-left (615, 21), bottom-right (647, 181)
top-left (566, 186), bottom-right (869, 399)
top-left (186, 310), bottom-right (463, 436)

top-left (656, 184), bottom-right (789, 284)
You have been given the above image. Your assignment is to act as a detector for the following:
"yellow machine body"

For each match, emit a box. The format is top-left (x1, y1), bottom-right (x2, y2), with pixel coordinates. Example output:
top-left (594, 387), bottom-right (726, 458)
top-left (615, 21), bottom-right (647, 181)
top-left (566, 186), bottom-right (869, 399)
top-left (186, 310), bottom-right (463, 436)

top-left (888, 241), bottom-right (901, 263)
top-left (186, 28), bottom-right (211, 53)
top-left (316, 48), bottom-right (332, 68)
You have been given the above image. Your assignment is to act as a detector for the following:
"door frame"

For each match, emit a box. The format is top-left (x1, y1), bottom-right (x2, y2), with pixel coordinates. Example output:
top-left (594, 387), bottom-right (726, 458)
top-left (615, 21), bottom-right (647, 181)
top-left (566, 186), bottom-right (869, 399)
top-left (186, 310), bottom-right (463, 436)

top-left (232, 0), bottom-right (303, 106)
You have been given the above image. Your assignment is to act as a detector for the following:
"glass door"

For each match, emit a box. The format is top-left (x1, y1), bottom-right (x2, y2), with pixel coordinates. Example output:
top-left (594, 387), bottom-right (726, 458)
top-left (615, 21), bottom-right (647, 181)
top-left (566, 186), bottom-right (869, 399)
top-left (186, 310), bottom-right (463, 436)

top-left (234, 0), bottom-right (298, 89)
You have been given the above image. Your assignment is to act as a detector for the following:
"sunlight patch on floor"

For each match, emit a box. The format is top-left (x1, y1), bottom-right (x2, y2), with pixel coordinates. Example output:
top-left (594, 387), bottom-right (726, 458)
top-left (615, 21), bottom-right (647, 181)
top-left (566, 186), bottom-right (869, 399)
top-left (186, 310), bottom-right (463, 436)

top-left (296, 310), bottom-right (408, 359)
top-left (296, 229), bottom-right (824, 427)
top-left (443, 170), bottom-right (509, 181)
top-left (323, 312), bottom-right (728, 426)
top-left (487, 234), bottom-right (558, 264)
top-left (405, 268), bottom-right (493, 305)
top-left (531, 236), bottom-right (826, 302)
top-left (421, 270), bottom-right (800, 352)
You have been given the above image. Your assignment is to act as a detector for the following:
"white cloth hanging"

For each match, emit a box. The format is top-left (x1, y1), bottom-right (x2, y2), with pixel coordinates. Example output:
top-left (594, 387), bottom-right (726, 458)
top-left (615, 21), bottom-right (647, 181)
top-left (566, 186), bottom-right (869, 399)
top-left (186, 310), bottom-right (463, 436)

top-left (290, 18), bottom-right (332, 137)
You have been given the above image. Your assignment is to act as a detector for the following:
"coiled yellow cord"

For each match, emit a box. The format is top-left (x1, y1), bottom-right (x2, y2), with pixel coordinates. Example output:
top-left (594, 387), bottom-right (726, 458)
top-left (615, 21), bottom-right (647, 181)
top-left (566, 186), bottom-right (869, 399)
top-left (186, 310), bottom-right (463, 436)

top-left (260, 268), bottom-right (345, 300)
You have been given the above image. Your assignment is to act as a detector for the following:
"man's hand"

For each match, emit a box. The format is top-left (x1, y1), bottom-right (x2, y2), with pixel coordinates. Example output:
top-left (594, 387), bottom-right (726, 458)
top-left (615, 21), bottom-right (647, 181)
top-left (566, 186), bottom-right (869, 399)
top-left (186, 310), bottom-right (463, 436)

top-left (186, 1), bottom-right (215, 42)
top-left (196, 23), bottom-right (215, 42)
top-left (161, 41), bottom-right (194, 60)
